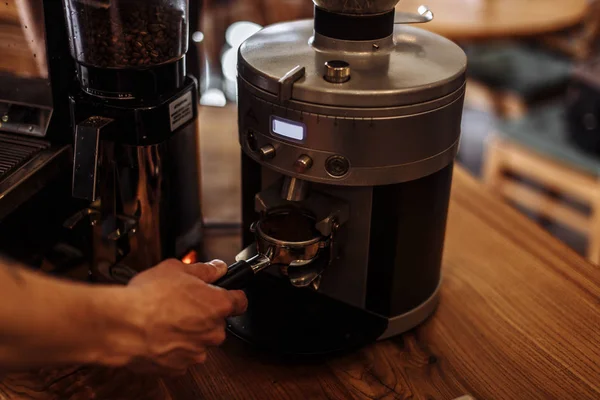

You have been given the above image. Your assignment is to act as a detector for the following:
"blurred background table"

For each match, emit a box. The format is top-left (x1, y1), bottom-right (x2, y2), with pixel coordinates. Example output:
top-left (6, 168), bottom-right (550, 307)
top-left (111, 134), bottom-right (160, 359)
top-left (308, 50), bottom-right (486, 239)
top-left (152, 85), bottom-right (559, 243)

top-left (399, 0), bottom-right (590, 41)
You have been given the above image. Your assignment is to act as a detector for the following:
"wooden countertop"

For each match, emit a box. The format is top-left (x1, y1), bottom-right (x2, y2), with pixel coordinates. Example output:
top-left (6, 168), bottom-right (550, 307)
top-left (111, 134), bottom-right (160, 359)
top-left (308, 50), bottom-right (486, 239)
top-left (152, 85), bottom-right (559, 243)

top-left (1, 151), bottom-right (599, 398)
top-left (398, 0), bottom-right (590, 41)
top-left (0, 102), bottom-right (599, 398)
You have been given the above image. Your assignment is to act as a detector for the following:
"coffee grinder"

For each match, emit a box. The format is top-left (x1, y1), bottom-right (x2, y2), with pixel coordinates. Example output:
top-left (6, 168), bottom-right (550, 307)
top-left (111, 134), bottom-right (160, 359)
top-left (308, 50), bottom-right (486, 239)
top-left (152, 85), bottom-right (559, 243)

top-left (221, 0), bottom-right (467, 354)
top-left (61, 0), bottom-right (203, 282)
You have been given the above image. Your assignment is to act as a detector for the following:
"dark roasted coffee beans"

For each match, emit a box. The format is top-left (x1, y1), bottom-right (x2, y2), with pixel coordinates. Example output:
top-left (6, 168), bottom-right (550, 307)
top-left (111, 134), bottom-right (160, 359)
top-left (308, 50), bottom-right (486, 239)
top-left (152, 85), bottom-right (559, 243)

top-left (66, 0), bottom-right (186, 68)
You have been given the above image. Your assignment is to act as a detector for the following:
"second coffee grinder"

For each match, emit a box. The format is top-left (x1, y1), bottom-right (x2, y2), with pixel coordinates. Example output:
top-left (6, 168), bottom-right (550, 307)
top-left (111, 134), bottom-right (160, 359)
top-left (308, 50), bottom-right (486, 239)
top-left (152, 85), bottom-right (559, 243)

top-left (61, 0), bottom-right (202, 282)
top-left (217, 0), bottom-right (467, 355)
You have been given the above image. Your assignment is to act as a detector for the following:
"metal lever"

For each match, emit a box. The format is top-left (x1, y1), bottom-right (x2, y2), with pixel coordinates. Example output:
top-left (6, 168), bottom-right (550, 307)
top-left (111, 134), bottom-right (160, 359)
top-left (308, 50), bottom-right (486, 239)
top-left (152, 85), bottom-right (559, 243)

top-left (106, 215), bottom-right (139, 241)
top-left (278, 65), bottom-right (305, 103)
top-left (72, 116), bottom-right (115, 201)
top-left (63, 208), bottom-right (101, 229)
top-left (395, 5), bottom-right (433, 24)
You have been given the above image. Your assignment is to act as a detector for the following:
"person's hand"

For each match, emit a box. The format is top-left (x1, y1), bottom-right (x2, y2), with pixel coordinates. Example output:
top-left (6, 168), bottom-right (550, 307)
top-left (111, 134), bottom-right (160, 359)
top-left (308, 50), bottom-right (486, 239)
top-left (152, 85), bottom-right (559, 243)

top-left (122, 259), bottom-right (247, 375)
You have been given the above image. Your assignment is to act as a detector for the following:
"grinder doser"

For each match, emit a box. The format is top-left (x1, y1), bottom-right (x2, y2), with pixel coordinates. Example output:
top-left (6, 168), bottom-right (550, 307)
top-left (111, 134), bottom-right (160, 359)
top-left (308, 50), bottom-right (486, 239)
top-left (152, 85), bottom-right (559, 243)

top-left (227, 0), bottom-right (467, 354)
top-left (62, 0), bottom-right (202, 282)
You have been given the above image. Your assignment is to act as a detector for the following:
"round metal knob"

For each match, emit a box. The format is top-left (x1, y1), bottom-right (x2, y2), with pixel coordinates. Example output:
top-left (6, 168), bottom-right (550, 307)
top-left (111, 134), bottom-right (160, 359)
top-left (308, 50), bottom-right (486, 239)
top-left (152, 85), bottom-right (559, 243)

top-left (324, 60), bottom-right (351, 83)
top-left (294, 154), bottom-right (313, 173)
top-left (259, 144), bottom-right (276, 160)
top-left (325, 155), bottom-right (350, 177)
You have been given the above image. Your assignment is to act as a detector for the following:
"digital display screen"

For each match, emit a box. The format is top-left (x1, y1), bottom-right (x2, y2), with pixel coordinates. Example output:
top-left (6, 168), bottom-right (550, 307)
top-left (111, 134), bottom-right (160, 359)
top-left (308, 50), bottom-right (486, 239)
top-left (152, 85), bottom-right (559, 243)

top-left (271, 117), bottom-right (306, 141)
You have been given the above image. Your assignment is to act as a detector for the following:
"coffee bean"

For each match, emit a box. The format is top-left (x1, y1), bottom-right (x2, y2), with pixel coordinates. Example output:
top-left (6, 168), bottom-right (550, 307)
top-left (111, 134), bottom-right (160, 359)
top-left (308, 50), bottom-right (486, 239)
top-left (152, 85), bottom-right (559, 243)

top-left (148, 24), bottom-right (161, 33)
top-left (70, 0), bottom-right (186, 68)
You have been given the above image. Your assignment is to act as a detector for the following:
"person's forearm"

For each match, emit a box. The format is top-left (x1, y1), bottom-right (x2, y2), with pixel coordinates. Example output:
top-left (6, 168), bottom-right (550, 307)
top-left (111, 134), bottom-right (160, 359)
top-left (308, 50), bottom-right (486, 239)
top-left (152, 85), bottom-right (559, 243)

top-left (0, 260), bottom-right (145, 370)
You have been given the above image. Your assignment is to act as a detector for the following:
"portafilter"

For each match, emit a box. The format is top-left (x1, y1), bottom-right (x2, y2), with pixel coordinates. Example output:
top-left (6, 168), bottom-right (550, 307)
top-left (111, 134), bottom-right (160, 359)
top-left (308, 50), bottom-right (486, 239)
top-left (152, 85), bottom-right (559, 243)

top-left (214, 208), bottom-right (330, 290)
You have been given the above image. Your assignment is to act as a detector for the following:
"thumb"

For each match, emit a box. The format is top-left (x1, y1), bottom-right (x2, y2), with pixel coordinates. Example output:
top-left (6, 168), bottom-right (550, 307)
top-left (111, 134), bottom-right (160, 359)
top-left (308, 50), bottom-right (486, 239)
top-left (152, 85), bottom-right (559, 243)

top-left (183, 260), bottom-right (228, 283)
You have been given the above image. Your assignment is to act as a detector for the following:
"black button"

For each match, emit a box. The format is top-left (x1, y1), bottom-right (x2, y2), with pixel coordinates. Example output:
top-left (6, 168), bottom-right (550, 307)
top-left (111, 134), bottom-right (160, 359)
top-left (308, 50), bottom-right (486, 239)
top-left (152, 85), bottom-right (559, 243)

top-left (246, 129), bottom-right (258, 151)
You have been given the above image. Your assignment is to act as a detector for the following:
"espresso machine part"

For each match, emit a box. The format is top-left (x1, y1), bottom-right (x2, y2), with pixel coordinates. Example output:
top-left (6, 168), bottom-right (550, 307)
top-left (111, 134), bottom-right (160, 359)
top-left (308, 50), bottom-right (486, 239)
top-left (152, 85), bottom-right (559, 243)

top-left (0, 0), bottom-right (89, 266)
top-left (62, 0), bottom-right (203, 282)
top-left (232, 0), bottom-right (467, 354)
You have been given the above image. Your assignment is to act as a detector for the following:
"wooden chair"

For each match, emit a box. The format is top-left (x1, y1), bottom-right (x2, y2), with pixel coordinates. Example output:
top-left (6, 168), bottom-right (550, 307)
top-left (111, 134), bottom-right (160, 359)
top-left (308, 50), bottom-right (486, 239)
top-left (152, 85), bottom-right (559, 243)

top-left (465, 45), bottom-right (572, 118)
top-left (464, 0), bottom-right (600, 119)
top-left (541, 0), bottom-right (600, 62)
top-left (483, 104), bottom-right (600, 264)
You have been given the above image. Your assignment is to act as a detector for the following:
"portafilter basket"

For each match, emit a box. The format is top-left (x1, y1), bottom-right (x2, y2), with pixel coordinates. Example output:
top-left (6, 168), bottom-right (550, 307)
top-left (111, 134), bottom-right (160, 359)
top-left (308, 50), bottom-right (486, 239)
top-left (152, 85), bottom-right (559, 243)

top-left (214, 208), bottom-right (329, 290)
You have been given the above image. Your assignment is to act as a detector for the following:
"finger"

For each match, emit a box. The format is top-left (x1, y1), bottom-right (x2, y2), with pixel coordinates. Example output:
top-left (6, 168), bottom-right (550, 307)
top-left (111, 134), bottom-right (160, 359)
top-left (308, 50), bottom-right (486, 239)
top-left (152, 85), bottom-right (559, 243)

top-left (198, 327), bottom-right (227, 347)
top-left (183, 260), bottom-right (228, 283)
top-left (227, 289), bottom-right (249, 316)
top-left (193, 352), bottom-right (208, 364)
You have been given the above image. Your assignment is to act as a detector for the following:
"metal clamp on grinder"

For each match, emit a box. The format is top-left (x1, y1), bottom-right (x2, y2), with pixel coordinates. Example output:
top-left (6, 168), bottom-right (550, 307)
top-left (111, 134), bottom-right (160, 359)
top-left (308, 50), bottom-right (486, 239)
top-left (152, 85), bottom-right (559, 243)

top-left (231, 0), bottom-right (467, 355)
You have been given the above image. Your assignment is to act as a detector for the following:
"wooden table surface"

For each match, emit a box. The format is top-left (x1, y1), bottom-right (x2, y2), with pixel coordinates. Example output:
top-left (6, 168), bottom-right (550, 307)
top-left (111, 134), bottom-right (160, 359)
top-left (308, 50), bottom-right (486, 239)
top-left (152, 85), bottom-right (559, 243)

top-left (1, 105), bottom-right (599, 399)
top-left (398, 0), bottom-right (590, 41)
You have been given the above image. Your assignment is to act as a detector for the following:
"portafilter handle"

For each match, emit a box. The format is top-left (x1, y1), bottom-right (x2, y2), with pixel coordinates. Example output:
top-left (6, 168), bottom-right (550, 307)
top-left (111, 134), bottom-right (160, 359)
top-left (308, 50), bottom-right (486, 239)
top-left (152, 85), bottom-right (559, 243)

top-left (120, 253), bottom-right (271, 289)
top-left (213, 254), bottom-right (271, 290)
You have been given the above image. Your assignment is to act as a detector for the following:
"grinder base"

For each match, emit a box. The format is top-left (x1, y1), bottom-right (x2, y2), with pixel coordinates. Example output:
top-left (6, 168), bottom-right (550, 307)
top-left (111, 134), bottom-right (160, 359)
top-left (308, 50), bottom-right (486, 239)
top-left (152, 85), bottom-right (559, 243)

top-left (225, 274), bottom-right (440, 356)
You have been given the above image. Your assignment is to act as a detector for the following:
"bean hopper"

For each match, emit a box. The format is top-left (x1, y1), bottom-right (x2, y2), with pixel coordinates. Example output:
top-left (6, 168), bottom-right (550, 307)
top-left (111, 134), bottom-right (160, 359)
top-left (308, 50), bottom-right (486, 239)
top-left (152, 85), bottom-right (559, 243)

top-left (216, 0), bottom-right (467, 354)
top-left (61, 0), bottom-right (202, 282)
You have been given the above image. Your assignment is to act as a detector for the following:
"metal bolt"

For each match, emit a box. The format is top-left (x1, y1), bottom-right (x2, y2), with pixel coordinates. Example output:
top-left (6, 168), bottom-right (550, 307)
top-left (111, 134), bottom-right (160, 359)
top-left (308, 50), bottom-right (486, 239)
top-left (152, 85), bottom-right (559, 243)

top-left (1, 115), bottom-right (8, 122)
top-left (324, 60), bottom-right (351, 83)
top-left (372, 44), bottom-right (380, 50)
top-left (28, 125), bottom-right (34, 132)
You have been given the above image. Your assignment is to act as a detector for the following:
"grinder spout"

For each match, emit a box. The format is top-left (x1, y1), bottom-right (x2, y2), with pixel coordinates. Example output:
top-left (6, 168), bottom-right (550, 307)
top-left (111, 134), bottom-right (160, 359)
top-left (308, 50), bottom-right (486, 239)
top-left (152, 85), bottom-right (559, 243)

top-left (281, 176), bottom-right (311, 202)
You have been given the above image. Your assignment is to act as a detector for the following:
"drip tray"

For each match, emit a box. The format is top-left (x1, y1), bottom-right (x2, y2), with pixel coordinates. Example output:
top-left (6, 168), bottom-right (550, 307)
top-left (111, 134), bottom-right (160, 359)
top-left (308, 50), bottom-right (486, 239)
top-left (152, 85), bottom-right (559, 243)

top-left (0, 134), bottom-right (50, 182)
top-left (0, 133), bottom-right (72, 220)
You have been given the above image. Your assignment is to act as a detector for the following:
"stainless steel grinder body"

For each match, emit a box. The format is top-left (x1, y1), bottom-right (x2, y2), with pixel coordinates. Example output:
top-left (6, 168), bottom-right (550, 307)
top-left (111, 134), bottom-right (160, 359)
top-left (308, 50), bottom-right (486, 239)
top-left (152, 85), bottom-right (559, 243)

top-left (234, 10), bottom-right (466, 353)
top-left (63, 0), bottom-right (203, 282)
